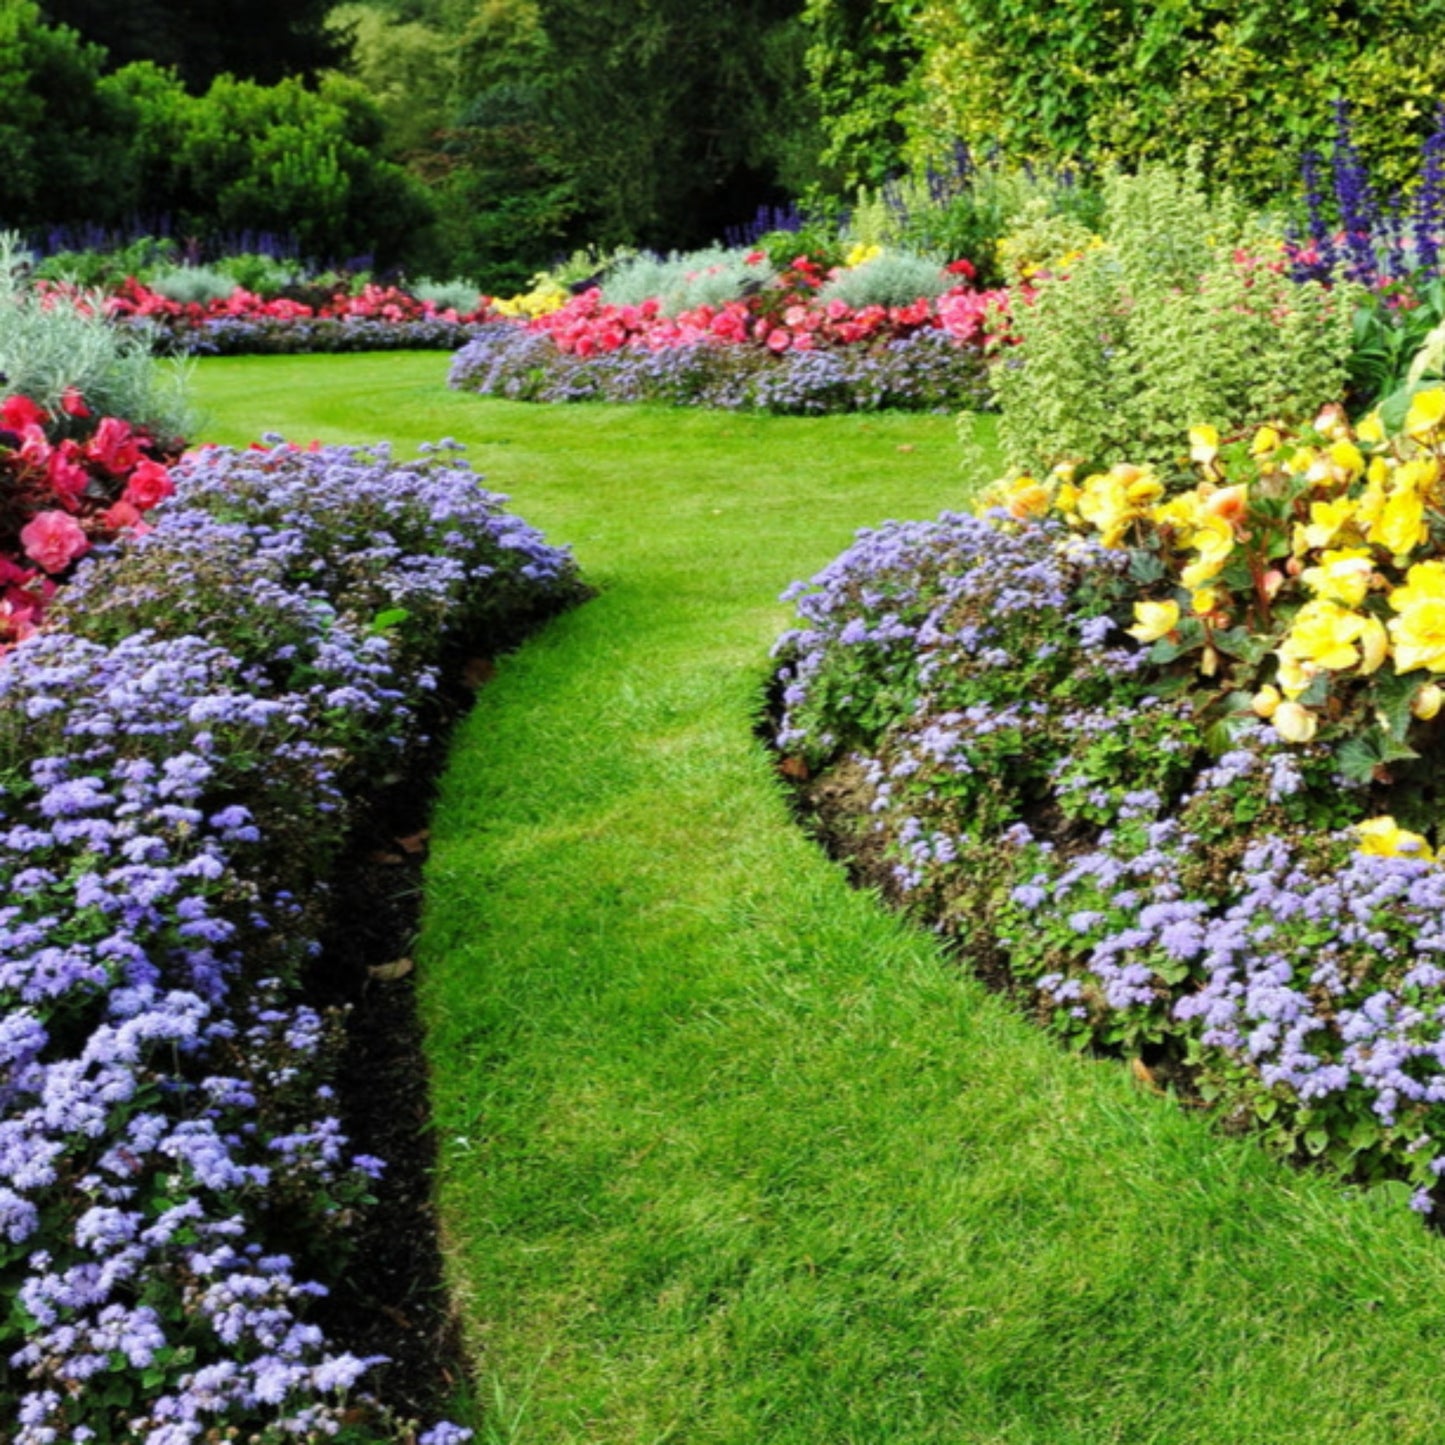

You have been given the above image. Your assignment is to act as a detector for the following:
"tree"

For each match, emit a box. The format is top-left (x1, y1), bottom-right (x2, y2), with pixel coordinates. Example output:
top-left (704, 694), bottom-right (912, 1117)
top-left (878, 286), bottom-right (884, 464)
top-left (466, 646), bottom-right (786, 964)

top-left (0, 0), bottom-right (139, 229)
top-left (37, 0), bottom-right (347, 89)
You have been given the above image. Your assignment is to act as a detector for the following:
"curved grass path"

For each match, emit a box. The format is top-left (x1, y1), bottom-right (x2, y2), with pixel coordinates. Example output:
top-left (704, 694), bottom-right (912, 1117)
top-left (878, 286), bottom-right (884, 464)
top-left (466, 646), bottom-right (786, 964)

top-left (196, 354), bottom-right (1445, 1444)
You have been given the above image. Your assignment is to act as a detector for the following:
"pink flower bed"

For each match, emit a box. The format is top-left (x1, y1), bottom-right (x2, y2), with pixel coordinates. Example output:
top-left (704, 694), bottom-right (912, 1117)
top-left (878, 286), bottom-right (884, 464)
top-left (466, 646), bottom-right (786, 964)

top-left (89, 277), bottom-right (495, 329)
top-left (526, 255), bottom-right (1010, 360)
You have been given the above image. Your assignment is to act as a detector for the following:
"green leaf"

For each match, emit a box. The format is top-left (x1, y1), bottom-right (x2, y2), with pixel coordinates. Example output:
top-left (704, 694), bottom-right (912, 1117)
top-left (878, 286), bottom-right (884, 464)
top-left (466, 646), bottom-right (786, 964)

top-left (1304, 1127), bottom-right (1330, 1157)
top-left (1254, 1095), bottom-right (1278, 1122)
top-left (1211, 627), bottom-right (1269, 664)
top-left (1348, 1117), bottom-right (1381, 1152)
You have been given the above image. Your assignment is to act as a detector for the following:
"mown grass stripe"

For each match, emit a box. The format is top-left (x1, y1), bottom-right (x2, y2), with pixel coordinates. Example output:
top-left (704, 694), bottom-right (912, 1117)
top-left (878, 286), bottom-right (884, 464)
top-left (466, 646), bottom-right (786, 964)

top-left (196, 354), bottom-right (1445, 1444)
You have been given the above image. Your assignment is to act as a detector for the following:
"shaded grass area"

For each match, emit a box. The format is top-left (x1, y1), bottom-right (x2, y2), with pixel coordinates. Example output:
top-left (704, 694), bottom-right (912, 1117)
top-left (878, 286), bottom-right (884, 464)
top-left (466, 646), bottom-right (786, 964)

top-left (195, 354), bottom-right (1445, 1443)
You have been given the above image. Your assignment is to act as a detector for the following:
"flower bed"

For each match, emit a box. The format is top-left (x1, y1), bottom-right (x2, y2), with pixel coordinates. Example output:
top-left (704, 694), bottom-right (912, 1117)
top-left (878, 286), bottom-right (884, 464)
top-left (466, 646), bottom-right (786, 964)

top-left (771, 394), bottom-right (1445, 1216)
top-left (0, 437), bottom-right (580, 1440)
top-left (72, 278), bottom-right (495, 357)
top-left (449, 253), bottom-right (1007, 414)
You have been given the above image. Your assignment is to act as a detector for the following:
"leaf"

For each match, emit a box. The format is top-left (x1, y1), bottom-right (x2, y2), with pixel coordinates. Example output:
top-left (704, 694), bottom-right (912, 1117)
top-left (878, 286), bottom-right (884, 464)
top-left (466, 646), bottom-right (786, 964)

top-left (1211, 627), bottom-right (1269, 664)
top-left (1372, 668), bottom-right (1419, 744)
top-left (1254, 1094), bottom-right (1278, 1122)
top-left (394, 829), bottom-right (429, 855)
top-left (780, 755), bottom-right (810, 781)
top-left (1304, 1127), bottom-right (1330, 1157)
top-left (368, 958), bottom-right (414, 982)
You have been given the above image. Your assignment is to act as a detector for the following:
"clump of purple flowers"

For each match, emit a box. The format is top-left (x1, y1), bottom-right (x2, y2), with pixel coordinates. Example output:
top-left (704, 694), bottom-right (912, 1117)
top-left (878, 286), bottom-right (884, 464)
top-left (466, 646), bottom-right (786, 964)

top-left (773, 508), bottom-right (1445, 1216)
top-left (448, 323), bottom-right (991, 415)
top-left (0, 440), bottom-right (579, 1440)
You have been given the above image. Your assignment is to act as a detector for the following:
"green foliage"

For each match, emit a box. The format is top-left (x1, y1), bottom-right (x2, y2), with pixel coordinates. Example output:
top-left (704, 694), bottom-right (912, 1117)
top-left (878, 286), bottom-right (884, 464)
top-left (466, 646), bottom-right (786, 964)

top-left (147, 264), bottom-right (237, 305)
top-left (848, 159), bottom-right (1105, 286)
top-left (99, 65), bottom-right (436, 267)
top-left (818, 250), bottom-right (948, 308)
top-left (216, 251), bottom-right (303, 297)
top-left (600, 246), bottom-right (776, 314)
top-left (409, 276), bottom-right (485, 313)
top-left (907, 0), bottom-right (1445, 207)
top-left (0, 232), bottom-right (192, 440)
top-left (0, 0), bottom-right (139, 228)
top-left (30, 236), bottom-right (178, 289)
top-left (798, 0), bottom-right (924, 191)
top-left (989, 164), bottom-right (1358, 477)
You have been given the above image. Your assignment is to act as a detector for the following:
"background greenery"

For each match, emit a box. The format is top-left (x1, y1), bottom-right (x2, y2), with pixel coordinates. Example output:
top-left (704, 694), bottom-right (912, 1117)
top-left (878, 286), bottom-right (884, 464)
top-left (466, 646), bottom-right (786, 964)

top-left (16, 0), bottom-right (1445, 288)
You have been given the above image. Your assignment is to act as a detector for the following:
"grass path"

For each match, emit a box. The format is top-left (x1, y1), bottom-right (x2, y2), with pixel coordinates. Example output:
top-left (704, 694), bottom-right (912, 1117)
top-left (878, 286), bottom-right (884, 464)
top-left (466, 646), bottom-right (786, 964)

top-left (196, 354), bottom-right (1445, 1444)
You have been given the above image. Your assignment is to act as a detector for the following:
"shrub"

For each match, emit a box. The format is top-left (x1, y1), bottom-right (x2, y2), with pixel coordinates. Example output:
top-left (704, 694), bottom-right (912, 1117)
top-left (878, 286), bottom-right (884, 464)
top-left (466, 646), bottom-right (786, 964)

top-left (818, 250), bottom-right (950, 309)
top-left (0, 437), bottom-right (580, 1441)
top-left (772, 394), bottom-right (1445, 1216)
top-left (903, 0), bottom-right (1445, 208)
top-left (600, 247), bottom-right (777, 315)
top-left (410, 277), bottom-right (486, 315)
top-left (0, 233), bottom-right (192, 445)
top-left (986, 163), bottom-right (1357, 478)
top-left (147, 265), bottom-right (239, 306)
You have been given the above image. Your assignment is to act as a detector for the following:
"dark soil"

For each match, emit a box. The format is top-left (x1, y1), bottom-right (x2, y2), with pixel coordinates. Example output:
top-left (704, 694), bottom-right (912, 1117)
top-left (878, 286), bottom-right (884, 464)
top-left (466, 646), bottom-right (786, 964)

top-left (304, 590), bottom-right (588, 1433)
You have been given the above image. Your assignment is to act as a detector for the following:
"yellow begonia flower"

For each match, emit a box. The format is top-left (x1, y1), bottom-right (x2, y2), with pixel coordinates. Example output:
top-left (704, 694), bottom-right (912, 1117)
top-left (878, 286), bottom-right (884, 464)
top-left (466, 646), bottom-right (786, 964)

top-left (1388, 598), bottom-right (1445, 672)
top-left (1191, 587), bottom-right (1219, 614)
top-left (1369, 487), bottom-right (1428, 557)
top-left (1153, 493), bottom-right (1201, 533)
top-left (1413, 682), bottom-right (1445, 720)
top-left (1004, 476), bottom-right (1052, 519)
top-left (1357, 412), bottom-right (1387, 446)
top-left (1251, 684), bottom-right (1282, 718)
top-left (1189, 424), bottom-right (1220, 465)
top-left (845, 242), bottom-right (883, 268)
top-left (1271, 701), bottom-right (1318, 743)
top-left (1275, 652), bottom-right (1317, 699)
top-left (1279, 599), bottom-right (1368, 671)
top-left (1127, 598), bottom-right (1181, 643)
top-left (1359, 614), bottom-right (1389, 673)
top-left (1356, 815), bottom-right (1434, 861)
top-left (1388, 559), bottom-right (1445, 613)
top-left (1328, 440), bottom-right (1365, 480)
top-left (1299, 546), bottom-right (1373, 607)
top-left (1250, 424), bottom-right (1282, 456)
top-left (1405, 387), bottom-right (1445, 440)
top-left (1394, 456), bottom-right (1440, 496)
top-left (1300, 498), bottom-right (1357, 551)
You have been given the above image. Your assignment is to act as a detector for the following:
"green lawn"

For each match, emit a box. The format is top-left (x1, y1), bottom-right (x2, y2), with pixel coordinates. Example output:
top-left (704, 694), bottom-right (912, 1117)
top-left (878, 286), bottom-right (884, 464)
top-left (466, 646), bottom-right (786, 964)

top-left (196, 353), bottom-right (1445, 1444)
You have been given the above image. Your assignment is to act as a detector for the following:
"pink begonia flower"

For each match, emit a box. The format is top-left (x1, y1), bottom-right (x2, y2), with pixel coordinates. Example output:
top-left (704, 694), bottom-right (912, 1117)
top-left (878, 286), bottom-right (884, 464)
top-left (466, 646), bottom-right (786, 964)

top-left (88, 416), bottom-right (143, 474)
top-left (46, 445), bottom-right (91, 510)
top-left (767, 329), bottom-right (792, 353)
top-left (60, 387), bottom-right (91, 418)
top-left (102, 499), bottom-right (144, 531)
top-left (121, 459), bottom-right (175, 511)
top-left (20, 509), bottom-right (90, 573)
top-left (0, 394), bottom-right (45, 433)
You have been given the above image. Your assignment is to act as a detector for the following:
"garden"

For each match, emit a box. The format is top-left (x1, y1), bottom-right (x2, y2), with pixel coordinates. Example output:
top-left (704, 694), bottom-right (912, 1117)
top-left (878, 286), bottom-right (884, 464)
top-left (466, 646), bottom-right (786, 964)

top-left (13, 0), bottom-right (1445, 1439)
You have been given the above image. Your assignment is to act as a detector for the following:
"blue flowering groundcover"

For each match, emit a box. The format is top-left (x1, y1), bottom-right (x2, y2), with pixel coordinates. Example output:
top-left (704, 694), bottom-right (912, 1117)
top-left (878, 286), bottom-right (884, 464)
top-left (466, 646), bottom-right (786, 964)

top-left (0, 439), bottom-right (580, 1442)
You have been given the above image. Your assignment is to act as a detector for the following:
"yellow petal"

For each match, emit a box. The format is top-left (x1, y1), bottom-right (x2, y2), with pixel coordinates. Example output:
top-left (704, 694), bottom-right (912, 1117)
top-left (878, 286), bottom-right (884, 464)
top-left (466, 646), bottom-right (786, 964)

top-left (1252, 684), bottom-right (1281, 718)
top-left (1272, 701), bottom-right (1318, 743)
top-left (1413, 683), bottom-right (1445, 720)
top-left (1405, 387), bottom-right (1445, 440)
top-left (1127, 599), bottom-right (1181, 644)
